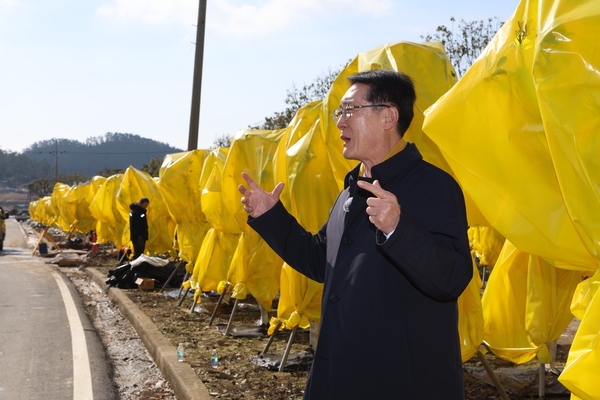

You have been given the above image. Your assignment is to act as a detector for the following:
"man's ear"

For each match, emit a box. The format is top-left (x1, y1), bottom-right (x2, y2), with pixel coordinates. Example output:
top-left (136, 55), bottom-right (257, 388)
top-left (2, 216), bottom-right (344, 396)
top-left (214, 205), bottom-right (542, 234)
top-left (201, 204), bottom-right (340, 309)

top-left (382, 107), bottom-right (399, 130)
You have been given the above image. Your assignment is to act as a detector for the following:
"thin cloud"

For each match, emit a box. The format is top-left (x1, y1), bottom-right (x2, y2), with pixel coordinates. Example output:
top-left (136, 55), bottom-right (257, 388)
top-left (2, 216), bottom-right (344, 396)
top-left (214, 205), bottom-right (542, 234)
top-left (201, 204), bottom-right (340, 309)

top-left (97, 0), bottom-right (195, 25)
top-left (97, 0), bottom-right (393, 36)
top-left (0, 0), bottom-right (20, 7)
top-left (211, 0), bottom-right (393, 37)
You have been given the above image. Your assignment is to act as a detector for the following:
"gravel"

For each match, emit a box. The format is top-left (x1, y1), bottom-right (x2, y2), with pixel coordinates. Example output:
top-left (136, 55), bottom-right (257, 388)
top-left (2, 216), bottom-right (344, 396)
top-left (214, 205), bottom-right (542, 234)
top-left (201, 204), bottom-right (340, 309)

top-left (65, 268), bottom-right (177, 400)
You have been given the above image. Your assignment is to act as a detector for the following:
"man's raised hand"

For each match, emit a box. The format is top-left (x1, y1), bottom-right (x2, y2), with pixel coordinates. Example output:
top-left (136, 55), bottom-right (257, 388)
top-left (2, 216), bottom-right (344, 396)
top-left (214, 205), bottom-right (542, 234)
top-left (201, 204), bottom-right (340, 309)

top-left (356, 180), bottom-right (400, 235)
top-left (238, 172), bottom-right (285, 219)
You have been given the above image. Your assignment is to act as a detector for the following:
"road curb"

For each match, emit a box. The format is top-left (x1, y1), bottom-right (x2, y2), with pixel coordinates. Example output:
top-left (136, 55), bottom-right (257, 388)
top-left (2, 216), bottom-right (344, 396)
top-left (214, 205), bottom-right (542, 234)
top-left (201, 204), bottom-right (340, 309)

top-left (86, 267), bottom-right (212, 400)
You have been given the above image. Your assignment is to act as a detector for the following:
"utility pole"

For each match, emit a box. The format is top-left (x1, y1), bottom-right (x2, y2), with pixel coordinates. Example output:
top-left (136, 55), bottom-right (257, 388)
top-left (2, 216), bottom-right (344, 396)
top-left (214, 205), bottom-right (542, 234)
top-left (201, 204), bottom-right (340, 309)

top-left (43, 140), bottom-right (65, 181)
top-left (187, 0), bottom-right (207, 151)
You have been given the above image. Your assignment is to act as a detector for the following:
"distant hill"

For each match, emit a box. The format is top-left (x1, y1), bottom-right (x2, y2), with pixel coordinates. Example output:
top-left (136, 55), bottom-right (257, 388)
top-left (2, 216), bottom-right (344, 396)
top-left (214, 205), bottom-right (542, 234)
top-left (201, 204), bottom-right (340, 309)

top-left (22, 133), bottom-right (184, 178)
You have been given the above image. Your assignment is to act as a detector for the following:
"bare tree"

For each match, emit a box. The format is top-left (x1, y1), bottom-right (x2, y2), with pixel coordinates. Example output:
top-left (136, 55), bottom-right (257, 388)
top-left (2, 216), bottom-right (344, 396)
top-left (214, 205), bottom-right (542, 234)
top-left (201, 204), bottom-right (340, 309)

top-left (422, 17), bottom-right (501, 77)
top-left (141, 157), bottom-right (163, 177)
top-left (249, 65), bottom-right (346, 131)
top-left (210, 134), bottom-right (232, 149)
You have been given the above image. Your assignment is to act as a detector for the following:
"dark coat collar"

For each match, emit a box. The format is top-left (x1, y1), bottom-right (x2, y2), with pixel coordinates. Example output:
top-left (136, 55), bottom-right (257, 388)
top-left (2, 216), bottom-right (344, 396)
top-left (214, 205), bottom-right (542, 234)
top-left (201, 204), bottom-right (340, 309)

top-left (343, 142), bottom-right (423, 189)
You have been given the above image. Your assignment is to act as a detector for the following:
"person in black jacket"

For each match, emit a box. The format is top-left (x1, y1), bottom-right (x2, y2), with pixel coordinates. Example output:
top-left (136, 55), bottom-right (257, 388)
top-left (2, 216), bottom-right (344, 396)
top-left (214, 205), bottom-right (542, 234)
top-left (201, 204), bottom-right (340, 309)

top-left (238, 69), bottom-right (472, 399)
top-left (129, 197), bottom-right (149, 259)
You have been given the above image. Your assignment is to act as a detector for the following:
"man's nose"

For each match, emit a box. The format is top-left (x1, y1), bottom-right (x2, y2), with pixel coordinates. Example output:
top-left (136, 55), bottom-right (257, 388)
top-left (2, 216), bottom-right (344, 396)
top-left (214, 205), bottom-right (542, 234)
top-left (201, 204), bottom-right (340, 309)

top-left (336, 115), bottom-right (348, 129)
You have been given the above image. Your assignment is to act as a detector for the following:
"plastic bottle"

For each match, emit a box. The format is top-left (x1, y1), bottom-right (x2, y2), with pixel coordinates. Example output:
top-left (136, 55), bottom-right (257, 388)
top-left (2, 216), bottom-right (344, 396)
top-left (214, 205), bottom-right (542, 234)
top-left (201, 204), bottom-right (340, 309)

top-left (177, 343), bottom-right (185, 363)
top-left (211, 346), bottom-right (219, 368)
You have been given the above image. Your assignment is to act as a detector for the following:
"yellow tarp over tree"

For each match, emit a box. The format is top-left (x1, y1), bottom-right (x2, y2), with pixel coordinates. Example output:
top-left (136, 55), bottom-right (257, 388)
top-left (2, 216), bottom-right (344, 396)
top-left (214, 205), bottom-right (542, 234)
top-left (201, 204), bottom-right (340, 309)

top-left (115, 166), bottom-right (174, 256)
top-left (222, 129), bottom-right (285, 311)
top-left (422, 0), bottom-right (600, 394)
top-left (49, 183), bottom-right (70, 231)
top-left (89, 174), bottom-right (125, 247)
top-left (159, 150), bottom-right (211, 269)
top-left (482, 241), bottom-right (579, 364)
top-left (188, 149), bottom-right (239, 296)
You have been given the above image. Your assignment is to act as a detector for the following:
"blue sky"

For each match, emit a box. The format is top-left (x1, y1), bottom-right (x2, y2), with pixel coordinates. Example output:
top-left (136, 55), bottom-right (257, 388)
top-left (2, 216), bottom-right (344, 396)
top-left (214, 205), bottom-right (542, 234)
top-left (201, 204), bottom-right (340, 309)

top-left (0, 0), bottom-right (519, 153)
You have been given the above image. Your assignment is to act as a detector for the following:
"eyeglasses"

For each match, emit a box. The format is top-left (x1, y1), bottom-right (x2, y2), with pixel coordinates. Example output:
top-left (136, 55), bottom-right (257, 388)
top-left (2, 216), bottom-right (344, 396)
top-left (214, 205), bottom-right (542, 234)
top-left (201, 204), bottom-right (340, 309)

top-left (333, 104), bottom-right (390, 123)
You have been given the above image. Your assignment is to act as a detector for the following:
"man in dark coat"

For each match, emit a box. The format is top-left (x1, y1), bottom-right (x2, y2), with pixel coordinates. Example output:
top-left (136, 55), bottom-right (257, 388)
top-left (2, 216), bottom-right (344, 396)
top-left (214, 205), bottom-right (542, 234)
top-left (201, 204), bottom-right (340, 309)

top-left (129, 197), bottom-right (149, 259)
top-left (238, 69), bottom-right (472, 399)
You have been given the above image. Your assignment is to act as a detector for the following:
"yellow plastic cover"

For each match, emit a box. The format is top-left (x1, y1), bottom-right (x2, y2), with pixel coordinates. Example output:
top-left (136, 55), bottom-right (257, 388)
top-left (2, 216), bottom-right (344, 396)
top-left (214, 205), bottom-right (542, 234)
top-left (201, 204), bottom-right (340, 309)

top-left (271, 263), bottom-right (323, 334)
top-left (88, 174), bottom-right (125, 246)
top-left (189, 149), bottom-right (241, 295)
top-left (86, 176), bottom-right (111, 244)
top-left (422, 0), bottom-right (600, 391)
top-left (272, 100), bottom-right (340, 233)
top-left (191, 228), bottom-right (239, 293)
top-left (158, 150), bottom-right (212, 267)
top-left (457, 261), bottom-right (485, 362)
top-left (560, 272), bottom-right (600, 400)
top-left (422, 0), bottom-right (600, 272)
top-left (221, 129), bottom-right (286, 310)
top-left (49, 182), bottom-right (70, 231)
top-left (482, 241), bottom-right (580, 364)
top-left (570, 269), bottom-right (600, 321)
top-left (115, 166), bottom-right (175, 255)
top-left (58, 182), bottom-right (97, 234)
top-left (468, 226), bottom-right (505, 268)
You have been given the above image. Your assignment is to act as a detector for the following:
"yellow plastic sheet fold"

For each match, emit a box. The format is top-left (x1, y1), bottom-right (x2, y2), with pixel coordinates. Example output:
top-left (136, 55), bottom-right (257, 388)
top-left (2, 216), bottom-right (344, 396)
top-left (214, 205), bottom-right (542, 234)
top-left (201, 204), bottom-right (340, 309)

top-left (422, 0), bottom-right (600, 391)
top-left (570, 269), bottom-right (600, 320)
top-left (559, 275), bottom-right (600, 399)
top-left (89, 174), bottom-right (125, 246)
top-left (56, 182), bottom-right (97, 235)
top-left (468, 226), bottom-right (505, 268)
top-left (189, 149), bottom-right (240, 294)
top-left (158, 150), bottom-right (211, 268)
top-left (422, 0), bottom-right (600, 272)
top-left (271, 264), bottom-right (323, 334)
top-left (49, 183), bottom-right (70, 231)
top-left (482, 241), bottom-right (580, 364)
top-left (221, 130), bottom-right (285, 310)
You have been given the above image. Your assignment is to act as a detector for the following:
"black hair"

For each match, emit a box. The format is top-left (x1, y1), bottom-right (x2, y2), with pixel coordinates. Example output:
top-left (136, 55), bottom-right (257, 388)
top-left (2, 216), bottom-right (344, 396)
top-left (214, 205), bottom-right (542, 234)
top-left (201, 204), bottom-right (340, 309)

top-left (347, 69), bottom-right (416, 136)
top-left (139, 197), bottom-right (150, 205)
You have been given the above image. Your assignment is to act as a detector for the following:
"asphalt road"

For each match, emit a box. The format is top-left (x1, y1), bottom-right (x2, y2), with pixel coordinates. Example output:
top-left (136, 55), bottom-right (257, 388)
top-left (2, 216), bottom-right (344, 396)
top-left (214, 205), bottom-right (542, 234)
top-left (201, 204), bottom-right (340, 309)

top-left (0, 218), bottom-right (118, 400)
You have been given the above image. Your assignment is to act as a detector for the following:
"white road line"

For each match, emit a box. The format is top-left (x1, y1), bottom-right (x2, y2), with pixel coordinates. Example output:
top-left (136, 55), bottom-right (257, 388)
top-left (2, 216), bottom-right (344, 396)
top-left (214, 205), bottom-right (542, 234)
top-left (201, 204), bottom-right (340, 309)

top-left (51, 270), bottom-right (94, 400)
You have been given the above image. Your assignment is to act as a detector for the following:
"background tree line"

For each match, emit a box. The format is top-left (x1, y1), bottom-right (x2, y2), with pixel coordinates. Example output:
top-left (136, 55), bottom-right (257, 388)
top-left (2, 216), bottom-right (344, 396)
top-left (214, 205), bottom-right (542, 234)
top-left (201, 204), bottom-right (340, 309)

top-left (24, 132), bottom-right (182, 178)
top-left (2, 132), bottom-right (180, 198)
top-left (0, 149), bottom-right (53, 186)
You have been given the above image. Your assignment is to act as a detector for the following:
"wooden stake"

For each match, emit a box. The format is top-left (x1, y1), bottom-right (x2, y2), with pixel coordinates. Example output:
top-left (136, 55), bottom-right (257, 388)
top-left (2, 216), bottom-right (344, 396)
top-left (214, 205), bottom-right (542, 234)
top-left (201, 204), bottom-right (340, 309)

top-left (189, 295), bottom-right (198, 312)
top-left (224, 298), bottom-right (238, 336)
top-left (160, 261), bottom-right (184, 293)
top-left (476, 351), bottom-right (510, 400)
top-left (176, 272), bottom-right (190, 299)
top-left (261, 320), bottom-right (282, 355)
top-left (31, 229), bottom-right (62, 255)
top-left (32, 228), bottom-right (47, 256)
top-left (177, 287), bottom-right (191, 307)
top-left (208, 283), bottom-right (229, 327)
top-left (278, 325), bottom-right (299, 373)
top-left (539, 362), bottom-right (545, 398)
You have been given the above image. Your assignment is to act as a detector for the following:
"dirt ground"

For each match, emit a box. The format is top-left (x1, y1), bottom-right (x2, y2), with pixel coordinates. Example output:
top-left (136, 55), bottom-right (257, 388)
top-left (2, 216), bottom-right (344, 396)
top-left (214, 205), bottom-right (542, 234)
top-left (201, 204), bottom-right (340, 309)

top-left (75, 252), bottom-right (574, 400)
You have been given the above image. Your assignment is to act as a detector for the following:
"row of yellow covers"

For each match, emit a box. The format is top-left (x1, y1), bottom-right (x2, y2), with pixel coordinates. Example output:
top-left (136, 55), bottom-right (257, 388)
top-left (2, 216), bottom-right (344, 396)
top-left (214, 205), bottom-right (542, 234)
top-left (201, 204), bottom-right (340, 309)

top-left (424, 0), bottom-right (600, 398)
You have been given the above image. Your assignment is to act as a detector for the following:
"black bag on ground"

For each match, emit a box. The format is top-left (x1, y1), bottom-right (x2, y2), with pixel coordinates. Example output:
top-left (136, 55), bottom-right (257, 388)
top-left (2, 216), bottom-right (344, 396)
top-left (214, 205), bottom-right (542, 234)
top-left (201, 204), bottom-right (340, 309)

top-left (106, 261), bottom-right (185, 289)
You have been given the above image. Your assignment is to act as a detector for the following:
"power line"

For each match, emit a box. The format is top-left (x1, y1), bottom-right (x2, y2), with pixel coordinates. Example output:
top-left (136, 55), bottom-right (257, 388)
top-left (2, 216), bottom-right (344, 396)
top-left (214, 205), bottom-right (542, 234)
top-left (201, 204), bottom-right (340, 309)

top-left (38, 140), bottom-right (65, 180)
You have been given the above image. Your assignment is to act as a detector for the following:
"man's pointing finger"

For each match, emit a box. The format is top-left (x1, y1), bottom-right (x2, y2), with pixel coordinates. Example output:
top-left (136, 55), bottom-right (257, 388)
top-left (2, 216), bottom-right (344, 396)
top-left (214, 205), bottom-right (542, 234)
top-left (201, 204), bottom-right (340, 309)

top-left (356, 180), bottom-right (389, 198)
